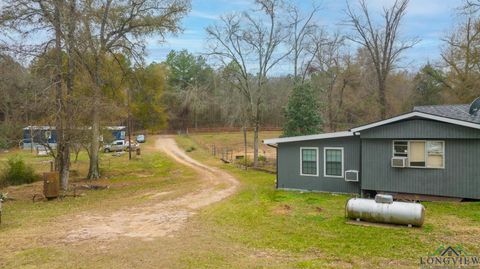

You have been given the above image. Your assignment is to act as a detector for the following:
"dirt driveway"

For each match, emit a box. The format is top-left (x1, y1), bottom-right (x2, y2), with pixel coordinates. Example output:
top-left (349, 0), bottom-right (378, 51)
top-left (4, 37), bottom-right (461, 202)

top-left (64, 136), bottom-right (239, 242)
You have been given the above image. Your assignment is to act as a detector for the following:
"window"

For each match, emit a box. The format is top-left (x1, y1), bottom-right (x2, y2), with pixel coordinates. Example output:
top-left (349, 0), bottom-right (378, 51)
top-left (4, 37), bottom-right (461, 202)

top-left (393, 141), bottom-right (408, 157)
top-left (300, 147), bottom-right (318, 176)
top-left (409, 141), bottom-right (426, 167)
top-left (392, 140), bottom-right (444, 169)
top-left (324, 147), bottom-right (344, 178)
top-left (44, 131), bottom-right (52, 140)
top-left (426, 141), bottom-right (444, 168)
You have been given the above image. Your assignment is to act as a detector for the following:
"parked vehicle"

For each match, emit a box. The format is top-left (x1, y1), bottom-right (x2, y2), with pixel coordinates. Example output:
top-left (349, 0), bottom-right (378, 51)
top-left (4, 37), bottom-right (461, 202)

top-left (136, 134), bottom-right (146, 143)
top-left (103, 140), bottom-right (128, 153)
top-left (125, 140), bottom-right (139, 151)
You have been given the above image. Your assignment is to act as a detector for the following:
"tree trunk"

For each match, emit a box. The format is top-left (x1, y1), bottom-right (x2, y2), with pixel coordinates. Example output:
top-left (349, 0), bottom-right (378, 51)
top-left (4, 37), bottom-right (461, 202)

top-left (88, 81), bottom-right (101, 179)
top-left (327, 86), bottom-right (334, 131)
top-left (378, 78), bottom-right (387, 120)
top-left (253, 123), bottom-right (259, 168)
top-left (74, 147), bottom-right (80, 163)
top-left (60, 0), bottom-right (77, 190)
top-left (53, 0), bottom-right (69, 190)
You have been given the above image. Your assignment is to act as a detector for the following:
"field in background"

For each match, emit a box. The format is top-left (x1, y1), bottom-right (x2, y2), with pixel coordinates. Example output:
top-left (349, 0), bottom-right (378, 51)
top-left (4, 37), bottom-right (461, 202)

top-left (186, 131), bottom-right (281, 170)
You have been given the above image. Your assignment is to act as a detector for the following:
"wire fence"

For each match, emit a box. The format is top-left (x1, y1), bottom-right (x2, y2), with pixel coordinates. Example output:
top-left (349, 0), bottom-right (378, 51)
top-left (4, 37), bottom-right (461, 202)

top-left (206, 143), bottom-right (276, 173)
top-left (150, 126), bottom-right (282, 135)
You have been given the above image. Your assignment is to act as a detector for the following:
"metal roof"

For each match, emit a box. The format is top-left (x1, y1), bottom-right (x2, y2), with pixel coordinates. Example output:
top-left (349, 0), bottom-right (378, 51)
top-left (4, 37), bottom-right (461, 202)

top-left (23, 126), bottom-right (55, 130)
top-left (350, 111), bottom-right (480, 132)
top-left (265, 107), bottom-right (480, 145)
top-left (23, 125), bottom-right (126, 131)
top-left (263, 131), bottom-right (355, 145)
top-left (413, 104), bottom-right (480, 124)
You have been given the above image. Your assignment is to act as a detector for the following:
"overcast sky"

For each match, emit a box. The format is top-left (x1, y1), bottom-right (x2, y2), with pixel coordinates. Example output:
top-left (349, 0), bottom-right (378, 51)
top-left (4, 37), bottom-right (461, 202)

top-left (146, 0), bottom-right (461, 73)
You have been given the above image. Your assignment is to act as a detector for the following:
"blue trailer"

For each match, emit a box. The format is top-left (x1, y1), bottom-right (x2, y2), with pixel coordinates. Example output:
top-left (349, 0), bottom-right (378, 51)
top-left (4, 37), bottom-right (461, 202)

top-left (22, 126), bottom-right (127, 150)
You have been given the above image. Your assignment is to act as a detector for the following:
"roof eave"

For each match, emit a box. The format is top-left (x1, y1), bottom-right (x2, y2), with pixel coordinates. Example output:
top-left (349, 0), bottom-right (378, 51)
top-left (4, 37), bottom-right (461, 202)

top-left (350, 111), bottom-right (480, 132)
top-left (263, 131), bottom-right (355, 145)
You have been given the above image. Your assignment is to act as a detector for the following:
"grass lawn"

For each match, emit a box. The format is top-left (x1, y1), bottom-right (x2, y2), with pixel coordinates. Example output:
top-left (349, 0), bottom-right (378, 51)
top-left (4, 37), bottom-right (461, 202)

top-left (0, 132), bottom-right (479, 268)
top-left (0, 138), bottom-right (202, 268)
top-left (188, 130), bottom-right (281, 159)
top-left (175, 133), bottom-right (480, 268)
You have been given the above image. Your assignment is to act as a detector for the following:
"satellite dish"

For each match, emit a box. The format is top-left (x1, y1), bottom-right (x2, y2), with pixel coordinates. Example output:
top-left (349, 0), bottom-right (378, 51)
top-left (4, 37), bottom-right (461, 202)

top-left (469, 97), bottom-right (480, 115)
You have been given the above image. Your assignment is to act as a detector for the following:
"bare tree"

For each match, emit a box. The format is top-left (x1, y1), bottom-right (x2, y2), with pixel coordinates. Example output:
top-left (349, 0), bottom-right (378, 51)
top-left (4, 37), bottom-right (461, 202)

top-left (345, 0), bottom-right (418, 119)
top-left (441, 16), bottom-right (480, 102)
top-left (463, 0), bottom-right (480, 13)
top-left (287, 2), bottom-right (325, 83)
top-left (72, 0), bottom-right (190, 179)
top-left (207, 0), bottom-right (291, 167)
top-left (311, 33), bottom-right (355, 131)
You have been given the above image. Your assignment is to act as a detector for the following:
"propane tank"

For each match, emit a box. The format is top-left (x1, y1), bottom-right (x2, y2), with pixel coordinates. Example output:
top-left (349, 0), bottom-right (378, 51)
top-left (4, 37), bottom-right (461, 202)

top-left (346, 195), bottom-right (425, 227)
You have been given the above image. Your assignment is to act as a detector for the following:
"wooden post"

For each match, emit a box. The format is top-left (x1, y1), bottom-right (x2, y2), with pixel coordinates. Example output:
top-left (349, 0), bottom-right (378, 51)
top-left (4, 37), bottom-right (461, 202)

top-left (243, 127), bottom-right (247, 170)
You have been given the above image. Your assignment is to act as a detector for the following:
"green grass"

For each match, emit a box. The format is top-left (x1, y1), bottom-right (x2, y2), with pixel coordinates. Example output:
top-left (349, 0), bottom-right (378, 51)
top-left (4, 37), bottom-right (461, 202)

top-left (0, 139), bottom-right (201, 268)
top-left (1, 133), bottom-right (479, 268)
top-left (176, 134), bottom-right (480, 268)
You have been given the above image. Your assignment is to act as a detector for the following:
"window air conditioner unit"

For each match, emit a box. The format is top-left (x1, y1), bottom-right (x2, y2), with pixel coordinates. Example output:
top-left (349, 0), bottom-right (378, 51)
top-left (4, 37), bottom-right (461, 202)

top-left (391, 157), bottom-right (408, 168)
top-left (345, 170), bottom-right (359, 182)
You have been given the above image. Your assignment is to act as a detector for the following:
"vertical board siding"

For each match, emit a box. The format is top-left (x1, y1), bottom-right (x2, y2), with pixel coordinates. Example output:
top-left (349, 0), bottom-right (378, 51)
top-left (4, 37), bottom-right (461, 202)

top-left (361, 139), bottom-right (480, 199)
top-left (277, 136), bottom-right (361, 194)
top-left (361, 119), bottom-right (480, 139)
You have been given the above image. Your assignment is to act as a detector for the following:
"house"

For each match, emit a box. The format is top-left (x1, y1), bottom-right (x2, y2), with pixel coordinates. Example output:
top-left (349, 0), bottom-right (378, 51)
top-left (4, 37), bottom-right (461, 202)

top-left (264, 98), bottom-right (480, 200)
top-left (105, 126), bottom-right (127, 141)
top-left (22, 126), bottom-right (127, 150)
top-left (22, 126), bottom-right (58, 150)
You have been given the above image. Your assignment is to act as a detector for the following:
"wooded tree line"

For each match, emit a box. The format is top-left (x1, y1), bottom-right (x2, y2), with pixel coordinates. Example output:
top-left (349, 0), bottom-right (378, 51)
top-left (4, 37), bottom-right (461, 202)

top-left (0, 0), bottom-right (479, 178)
top-left (0, 0), bottom-right (190, 188)
top-left (165, 0), bottom-right (480, 166)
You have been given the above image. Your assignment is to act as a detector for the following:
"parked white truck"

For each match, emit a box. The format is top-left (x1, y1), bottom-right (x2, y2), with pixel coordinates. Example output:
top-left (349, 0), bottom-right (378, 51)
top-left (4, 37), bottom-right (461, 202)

top-left (103, 140), bottom-right (138, 153)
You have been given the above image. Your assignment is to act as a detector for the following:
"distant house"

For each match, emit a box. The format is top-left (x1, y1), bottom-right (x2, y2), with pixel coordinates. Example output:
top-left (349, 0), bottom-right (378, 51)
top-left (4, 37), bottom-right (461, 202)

top-left (22, 126), bottom-right (58, 150)
top-left (264, 98), bottom-right (480, 200)
top-left (105, 126), bottom-right (127, 141)
top-left (22, 125), bottom-right (127, 150)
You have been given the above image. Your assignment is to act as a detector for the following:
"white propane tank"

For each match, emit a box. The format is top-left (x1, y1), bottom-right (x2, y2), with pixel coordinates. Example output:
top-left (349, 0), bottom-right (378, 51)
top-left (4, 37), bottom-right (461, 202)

top-left (346, 195), bottom-right (425, 227)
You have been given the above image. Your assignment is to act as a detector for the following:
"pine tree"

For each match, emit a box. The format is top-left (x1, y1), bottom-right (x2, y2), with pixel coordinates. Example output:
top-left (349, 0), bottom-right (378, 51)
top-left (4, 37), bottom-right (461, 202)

top-left (410, 64), bottom-right (445, 106)
top-left (283, 84), bottom-right (323, 137)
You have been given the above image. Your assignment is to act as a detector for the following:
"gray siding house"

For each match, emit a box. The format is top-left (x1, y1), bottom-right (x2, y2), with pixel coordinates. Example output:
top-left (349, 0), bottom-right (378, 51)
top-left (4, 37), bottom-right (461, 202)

top-left (264, 100), bottom-right (480, 200)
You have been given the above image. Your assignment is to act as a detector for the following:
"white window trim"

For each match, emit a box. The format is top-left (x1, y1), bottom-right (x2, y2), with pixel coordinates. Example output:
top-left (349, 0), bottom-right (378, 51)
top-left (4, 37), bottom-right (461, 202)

top-left (392, 140), bottom-right (445, 169)
top-left (393, 140), bottom-right (409, 157)
top-left (300, 147), bottom-right (319, 177)
top-left (44, 131), bottom-right (52, 140)
top-left (324, 147), bottom-right (344, 178)
top-left (426, 141), bottom-right (445, 169)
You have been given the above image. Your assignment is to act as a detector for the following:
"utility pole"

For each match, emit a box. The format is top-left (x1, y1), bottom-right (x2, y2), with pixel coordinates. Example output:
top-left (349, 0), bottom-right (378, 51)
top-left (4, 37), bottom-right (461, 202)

top-left (127, 88), bottom-right (132, 160)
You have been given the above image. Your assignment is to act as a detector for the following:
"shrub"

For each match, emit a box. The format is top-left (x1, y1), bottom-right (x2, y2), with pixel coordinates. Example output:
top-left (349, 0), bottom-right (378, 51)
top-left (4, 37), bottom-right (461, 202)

top-left (185, 146), bottom-right (196, 152)
top-left (257, 155), bottom-right (267, 162)
top-left (1, 156), bottom-right (38, 186)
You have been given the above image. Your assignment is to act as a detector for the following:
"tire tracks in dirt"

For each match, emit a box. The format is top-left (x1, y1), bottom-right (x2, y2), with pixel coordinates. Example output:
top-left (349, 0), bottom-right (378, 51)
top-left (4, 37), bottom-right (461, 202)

top-left (63, 136), bottom-right (239, 242)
